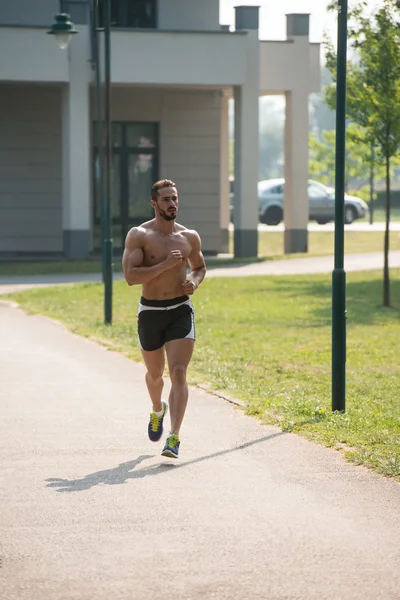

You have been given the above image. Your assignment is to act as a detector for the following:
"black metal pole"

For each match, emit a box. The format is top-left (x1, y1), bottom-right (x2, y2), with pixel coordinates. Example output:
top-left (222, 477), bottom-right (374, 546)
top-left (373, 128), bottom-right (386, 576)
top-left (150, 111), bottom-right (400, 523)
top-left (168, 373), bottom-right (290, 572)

top-left (332, 0), bottom-right (348, 412)
top-left (91, 0), bottom-right (106, 283)
top-left (104, 0), bottom-right (113, 324)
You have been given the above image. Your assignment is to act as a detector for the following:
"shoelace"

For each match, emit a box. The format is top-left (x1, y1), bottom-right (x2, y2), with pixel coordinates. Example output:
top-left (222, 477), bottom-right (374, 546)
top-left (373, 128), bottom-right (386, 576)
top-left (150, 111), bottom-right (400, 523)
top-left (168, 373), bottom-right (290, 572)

top-left (168, 434), bottom-right (180, 448)
top-left (150, 412), bottom-right (161, 432)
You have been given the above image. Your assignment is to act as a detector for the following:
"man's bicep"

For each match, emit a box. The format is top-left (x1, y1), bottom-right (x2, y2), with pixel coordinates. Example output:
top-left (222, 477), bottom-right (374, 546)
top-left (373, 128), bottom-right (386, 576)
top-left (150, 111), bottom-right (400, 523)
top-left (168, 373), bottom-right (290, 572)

top-left (122, 231), bottom-right (144, 272)
top-left (125, 247), bottom-right (144, 269)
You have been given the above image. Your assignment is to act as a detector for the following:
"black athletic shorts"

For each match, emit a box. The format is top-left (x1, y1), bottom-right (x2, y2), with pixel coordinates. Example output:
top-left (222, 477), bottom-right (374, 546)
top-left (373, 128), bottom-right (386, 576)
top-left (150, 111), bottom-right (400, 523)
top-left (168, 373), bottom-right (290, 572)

top-left (137, 295), bottom-right (195, 352)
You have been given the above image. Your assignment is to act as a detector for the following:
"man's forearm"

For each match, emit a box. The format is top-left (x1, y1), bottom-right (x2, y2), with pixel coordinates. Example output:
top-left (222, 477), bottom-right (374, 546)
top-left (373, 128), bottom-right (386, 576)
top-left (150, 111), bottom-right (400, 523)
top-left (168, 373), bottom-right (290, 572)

top-left (188, 266), bottom-right (206, 289)
top-left (125, 262), bottom-right (167, 286)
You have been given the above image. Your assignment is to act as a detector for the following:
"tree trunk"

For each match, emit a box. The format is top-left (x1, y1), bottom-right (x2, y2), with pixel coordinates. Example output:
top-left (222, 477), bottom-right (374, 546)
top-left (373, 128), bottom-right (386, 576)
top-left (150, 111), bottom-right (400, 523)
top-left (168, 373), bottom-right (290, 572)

top-left (383, 155), bottom-right (390, 307)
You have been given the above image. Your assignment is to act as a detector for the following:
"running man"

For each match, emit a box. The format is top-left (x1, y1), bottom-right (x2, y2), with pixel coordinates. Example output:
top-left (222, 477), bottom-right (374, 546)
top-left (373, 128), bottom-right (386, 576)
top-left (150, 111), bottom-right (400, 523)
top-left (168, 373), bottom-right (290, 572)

top-left (122, 179), bottom-right (206, 458)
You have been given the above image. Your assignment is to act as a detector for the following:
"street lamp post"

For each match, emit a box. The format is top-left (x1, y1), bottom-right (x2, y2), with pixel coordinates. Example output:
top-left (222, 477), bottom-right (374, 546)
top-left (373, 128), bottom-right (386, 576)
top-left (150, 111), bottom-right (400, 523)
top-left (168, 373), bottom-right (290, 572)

top-left (48, 1), bottom-right (113, 325)
top-left (103, 0), bottom-right (113, 324)
top-left (332, 0), bottom-right (348, 412)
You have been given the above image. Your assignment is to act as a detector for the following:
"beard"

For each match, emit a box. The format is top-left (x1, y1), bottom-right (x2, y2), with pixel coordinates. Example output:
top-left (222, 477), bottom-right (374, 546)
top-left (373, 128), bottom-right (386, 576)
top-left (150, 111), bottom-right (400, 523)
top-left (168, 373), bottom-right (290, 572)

top-left (157, 205), bottom-right (177, 221)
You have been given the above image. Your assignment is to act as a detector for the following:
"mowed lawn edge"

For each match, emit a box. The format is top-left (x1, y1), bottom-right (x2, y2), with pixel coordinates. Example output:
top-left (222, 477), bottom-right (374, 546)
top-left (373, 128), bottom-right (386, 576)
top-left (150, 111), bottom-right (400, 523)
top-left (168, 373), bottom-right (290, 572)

top-left (1, 229), bottom-right (400, 277)
top-left (3, 269), bottom-right (400, 481)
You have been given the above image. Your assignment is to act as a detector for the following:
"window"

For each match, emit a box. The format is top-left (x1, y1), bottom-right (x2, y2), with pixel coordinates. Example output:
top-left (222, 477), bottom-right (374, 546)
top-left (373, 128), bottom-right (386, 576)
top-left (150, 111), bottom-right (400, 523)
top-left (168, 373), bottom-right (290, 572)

top-left (272, 184), bottom-right (284, 194)
top-left (258, 182), bottom-right (284, 196)
top-left (308, 183), bottom-right (325, 198)
top-left (93, 122), bottom-right (159, 250)
top-left (98, 0), bottom-right (157, 29)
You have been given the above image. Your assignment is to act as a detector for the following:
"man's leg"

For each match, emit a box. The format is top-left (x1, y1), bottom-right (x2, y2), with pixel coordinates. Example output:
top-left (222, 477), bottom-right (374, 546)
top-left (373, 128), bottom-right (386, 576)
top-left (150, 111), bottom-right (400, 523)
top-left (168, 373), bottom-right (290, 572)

top-left (165, 338), bottom-right (194, 436)
top-left (141, 347), bottom-right (165, 412)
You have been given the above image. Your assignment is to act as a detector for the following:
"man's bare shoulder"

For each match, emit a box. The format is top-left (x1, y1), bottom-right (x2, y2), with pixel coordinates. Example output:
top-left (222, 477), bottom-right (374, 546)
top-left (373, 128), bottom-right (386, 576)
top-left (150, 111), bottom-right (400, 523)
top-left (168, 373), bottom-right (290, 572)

top-left (180, 226), bottom-right (201, 242)
top-left (125, 223), bottom-right (153, 249)
top-left (126, 220), bottom-right (156, 241)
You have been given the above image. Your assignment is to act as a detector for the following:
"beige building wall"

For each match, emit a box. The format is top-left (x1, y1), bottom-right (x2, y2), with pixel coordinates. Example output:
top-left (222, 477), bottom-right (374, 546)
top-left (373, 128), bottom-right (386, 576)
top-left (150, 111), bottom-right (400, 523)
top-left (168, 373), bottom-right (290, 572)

top-left (0, 84), bottom-right (62, 254)
top-left (0, 84), bottom-right (220, 256)
top-left (106, 87), bottom-right (221, 254)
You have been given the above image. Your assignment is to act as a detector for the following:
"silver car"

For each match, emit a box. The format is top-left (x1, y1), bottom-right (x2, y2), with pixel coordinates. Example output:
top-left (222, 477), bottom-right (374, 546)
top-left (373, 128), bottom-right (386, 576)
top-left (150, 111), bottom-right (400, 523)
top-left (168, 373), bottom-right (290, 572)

top-left (258, 179), bottom-right (369, 226)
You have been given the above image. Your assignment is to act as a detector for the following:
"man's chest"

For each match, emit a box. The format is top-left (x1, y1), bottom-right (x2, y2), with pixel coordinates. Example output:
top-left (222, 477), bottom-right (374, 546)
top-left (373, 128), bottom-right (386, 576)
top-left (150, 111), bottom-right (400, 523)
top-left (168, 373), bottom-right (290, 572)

top-left (143, 233), bottom-right (191, 265)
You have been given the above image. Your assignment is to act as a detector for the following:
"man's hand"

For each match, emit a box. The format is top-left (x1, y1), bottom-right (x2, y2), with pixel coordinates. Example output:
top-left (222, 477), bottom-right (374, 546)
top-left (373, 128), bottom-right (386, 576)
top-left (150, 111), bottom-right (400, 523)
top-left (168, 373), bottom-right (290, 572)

top-left (163, 250), bottom-right (184, 270)
top-left (181, 279), bottom-right (197, 295)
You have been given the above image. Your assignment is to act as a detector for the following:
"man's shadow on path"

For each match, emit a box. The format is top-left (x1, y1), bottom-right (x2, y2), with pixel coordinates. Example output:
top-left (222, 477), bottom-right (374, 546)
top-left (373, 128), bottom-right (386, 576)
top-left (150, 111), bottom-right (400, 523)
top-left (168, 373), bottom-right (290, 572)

top-left (45, 431), bottom-right (286, 493)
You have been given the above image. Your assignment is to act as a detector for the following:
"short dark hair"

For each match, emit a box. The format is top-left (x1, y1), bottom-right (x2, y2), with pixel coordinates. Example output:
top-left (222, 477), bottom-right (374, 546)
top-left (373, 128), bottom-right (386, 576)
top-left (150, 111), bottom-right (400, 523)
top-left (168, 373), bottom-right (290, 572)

top-left (151, 179), bottom-right (176, 200)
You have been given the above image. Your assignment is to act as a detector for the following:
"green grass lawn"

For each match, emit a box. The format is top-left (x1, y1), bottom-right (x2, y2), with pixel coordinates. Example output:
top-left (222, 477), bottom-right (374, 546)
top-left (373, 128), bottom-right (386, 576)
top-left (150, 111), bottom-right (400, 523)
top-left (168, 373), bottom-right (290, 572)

top-left (4, 269), bottom-right (400, 481)
top-left (1, 229), bottom-right (399, 277)
top-left (360, 206), bottom-right (400, 222)
top-left (256, 229), bottom-right (400, 258)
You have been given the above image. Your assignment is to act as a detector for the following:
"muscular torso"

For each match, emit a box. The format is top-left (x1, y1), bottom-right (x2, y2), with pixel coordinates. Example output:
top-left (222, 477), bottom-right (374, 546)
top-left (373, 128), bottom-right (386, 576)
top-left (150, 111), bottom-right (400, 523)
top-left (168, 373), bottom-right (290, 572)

top-left (141, 225), bottom-right (192, 299)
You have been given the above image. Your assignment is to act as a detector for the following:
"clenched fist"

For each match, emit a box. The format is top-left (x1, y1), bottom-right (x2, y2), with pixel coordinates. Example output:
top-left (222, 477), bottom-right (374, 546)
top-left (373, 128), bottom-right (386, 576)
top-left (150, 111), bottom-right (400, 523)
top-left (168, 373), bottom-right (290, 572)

top-left (181, 279), bottom-right (197, 295)
top-left (164, 250), bottom-right (184, 269)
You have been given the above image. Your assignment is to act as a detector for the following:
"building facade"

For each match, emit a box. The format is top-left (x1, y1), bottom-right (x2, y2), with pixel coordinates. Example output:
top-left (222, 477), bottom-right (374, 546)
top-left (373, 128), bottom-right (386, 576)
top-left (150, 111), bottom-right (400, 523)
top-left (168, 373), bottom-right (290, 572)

top-left (0, 0), bottom-right (320, 258)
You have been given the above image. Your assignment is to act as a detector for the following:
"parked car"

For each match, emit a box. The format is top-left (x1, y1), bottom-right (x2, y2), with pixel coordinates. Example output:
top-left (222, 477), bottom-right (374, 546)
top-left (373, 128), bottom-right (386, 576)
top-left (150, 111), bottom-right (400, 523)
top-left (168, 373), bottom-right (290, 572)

top-left (258, 178), bottom-right (369, 225)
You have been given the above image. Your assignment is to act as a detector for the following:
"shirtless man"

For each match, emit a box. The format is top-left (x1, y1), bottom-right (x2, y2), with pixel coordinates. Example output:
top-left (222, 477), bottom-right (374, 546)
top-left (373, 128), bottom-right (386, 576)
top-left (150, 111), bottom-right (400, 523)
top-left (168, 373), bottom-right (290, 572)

top-left (122, 179), bottom-right (206, 458)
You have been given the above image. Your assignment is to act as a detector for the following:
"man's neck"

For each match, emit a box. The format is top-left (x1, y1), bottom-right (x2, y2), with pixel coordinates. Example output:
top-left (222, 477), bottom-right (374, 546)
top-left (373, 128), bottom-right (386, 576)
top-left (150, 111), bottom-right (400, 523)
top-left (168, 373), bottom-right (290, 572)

top-left (154, 216), bottom-right (176, 235)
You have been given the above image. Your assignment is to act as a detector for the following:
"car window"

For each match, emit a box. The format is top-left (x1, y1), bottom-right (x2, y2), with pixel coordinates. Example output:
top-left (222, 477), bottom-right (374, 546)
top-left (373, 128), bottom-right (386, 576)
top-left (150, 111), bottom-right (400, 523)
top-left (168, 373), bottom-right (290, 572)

top-left (259, 182), bottom-right (283, 195)
top-left (308, 183), bottom-right (324, 198)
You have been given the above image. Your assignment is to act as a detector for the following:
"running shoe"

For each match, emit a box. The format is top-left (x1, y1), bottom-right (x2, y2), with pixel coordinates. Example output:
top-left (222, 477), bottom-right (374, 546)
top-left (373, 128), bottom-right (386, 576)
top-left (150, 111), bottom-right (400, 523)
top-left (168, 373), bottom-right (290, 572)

top-left (148, 401), bottom-right (168, 442)
top-left (161, 433), bottom-right (180, 459)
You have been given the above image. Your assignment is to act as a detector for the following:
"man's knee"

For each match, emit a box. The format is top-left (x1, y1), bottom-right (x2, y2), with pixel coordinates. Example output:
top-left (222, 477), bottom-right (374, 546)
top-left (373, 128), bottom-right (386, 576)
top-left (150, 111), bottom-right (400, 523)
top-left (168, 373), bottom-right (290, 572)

top-left (170, 364), bottom-right (187, 383)
top-left (146, 369), bottom-right (164, 384)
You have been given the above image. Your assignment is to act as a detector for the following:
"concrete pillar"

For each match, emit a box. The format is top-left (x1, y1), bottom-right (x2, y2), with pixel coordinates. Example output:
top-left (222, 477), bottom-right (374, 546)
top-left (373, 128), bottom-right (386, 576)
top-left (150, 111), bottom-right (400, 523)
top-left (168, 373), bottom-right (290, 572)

top-left (61, 25), bottom-right (91, 259)
top-left (284, 88), bottom-right (309, 253)
top-left (233, 6), bottom-right (260, 258)
top-left (284, 14), bottom-right (310, 254)
top-left (219, 91), bottom-right (230, 253)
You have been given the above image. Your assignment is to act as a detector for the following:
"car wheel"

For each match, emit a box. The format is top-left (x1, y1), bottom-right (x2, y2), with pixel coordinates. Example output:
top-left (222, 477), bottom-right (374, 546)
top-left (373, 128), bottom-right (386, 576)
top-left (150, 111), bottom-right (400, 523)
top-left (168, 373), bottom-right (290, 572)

top-left (316, 219), bottom-right (330, 225)
top-left (264, 206), bottom-right (283, 226)
top-left (344, 206), bottom-right (356, 225)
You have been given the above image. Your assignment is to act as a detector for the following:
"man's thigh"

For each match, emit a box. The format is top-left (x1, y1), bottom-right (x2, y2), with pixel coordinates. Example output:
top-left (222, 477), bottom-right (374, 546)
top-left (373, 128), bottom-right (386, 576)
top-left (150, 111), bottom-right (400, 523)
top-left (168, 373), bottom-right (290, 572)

top-left (165, 338), bottom-right (194, 372)
top-left (141, 347), bottom-right (165, 377)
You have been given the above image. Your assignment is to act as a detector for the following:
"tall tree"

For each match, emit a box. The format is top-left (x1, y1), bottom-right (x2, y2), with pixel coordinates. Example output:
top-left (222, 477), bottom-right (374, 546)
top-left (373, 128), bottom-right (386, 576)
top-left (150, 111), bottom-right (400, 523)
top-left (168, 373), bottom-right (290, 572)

top-left (309, 123), bottom-right (387, 193)
top-left (325, 0), bottom-right (400, 307)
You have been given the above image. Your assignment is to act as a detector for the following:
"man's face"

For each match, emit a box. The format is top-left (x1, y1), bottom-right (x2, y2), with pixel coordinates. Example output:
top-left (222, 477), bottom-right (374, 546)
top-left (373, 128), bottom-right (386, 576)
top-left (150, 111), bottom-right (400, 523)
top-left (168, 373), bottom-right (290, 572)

top-left (153, 186), bottom-right (178, 221)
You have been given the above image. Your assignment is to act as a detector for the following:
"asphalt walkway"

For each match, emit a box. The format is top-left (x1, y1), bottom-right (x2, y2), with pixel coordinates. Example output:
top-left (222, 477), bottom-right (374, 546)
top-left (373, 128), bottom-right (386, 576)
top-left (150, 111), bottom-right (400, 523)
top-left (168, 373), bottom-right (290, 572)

top-left (1, 298), bottom-right (399, 599)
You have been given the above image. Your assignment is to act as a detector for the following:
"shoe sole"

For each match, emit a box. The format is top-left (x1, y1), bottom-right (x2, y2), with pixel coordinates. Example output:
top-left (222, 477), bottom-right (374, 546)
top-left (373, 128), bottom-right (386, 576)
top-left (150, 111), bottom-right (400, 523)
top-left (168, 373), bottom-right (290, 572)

top-left (161, 449), bottom-right (179, 459)
top-left (148, 403), bottom-right (168, 442)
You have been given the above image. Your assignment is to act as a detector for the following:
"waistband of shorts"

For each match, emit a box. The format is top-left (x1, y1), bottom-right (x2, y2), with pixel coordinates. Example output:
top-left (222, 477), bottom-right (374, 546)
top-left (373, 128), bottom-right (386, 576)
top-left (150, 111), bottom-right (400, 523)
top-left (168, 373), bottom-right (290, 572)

top-left (139, 295), bottom-right (189, 308)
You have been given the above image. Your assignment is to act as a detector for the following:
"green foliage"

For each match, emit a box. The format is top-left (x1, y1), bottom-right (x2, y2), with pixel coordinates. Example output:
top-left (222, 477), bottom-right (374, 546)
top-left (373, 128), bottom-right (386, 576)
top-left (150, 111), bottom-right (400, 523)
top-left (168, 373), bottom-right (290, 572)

top-left (309, 123), bottom-right (387, 189)
top-left (325, 0), bottom-right (400, 306)
top-left (325, 1), bottom-right (400, 162)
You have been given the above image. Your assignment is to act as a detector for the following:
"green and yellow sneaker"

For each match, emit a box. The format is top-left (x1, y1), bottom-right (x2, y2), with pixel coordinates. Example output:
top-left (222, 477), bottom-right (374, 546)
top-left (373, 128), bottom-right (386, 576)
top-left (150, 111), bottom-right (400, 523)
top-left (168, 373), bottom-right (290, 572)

top-left (161, 433), bottom-right (180, 459)
top-left (148, 402), bottom-right (168, 442)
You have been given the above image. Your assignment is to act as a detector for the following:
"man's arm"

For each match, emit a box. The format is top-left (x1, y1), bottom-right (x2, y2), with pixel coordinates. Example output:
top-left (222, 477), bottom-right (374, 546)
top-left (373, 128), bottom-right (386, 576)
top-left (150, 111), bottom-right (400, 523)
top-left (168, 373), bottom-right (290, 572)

top-left (181, 230), bottom-right (206, 296)
top-left (122, 228), bottom-right (183, 286)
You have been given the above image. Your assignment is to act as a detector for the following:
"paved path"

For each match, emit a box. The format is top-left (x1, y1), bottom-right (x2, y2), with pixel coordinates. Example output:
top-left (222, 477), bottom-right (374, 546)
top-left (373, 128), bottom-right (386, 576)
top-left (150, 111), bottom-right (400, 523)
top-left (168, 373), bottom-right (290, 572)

top-left (0, 251), bottom-right (399, 295)
top-left (0, 302), bottom-right (399, 600)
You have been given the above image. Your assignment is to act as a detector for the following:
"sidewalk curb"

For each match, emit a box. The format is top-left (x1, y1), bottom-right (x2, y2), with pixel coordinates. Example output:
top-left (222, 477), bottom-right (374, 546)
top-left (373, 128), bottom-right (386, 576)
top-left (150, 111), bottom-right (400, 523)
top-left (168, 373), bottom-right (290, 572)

top-left (196, 383), bottom-right (247, 409)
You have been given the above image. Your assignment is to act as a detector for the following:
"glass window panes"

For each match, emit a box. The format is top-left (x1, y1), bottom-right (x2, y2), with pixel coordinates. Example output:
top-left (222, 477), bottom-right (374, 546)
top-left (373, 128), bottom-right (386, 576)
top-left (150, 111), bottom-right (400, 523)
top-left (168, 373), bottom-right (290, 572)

top-left (127, 0), bottom-right (156, 28)
top-left (111, 154), bottom-right (121, 217)
top-left (126, 123), bottom-right (157, 149)
top-left (128, 153), bottom-right (155, 218)
top-left (99, 1), bottom-right (157, 29)
top-left (112, 123), bottom-right (122, 148)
